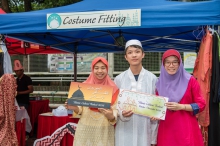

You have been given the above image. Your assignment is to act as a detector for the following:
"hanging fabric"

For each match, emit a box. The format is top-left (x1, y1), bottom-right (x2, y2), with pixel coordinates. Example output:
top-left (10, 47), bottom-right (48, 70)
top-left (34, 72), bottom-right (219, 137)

top-left (0, 46), bottom-right (4, 77)
top-left (208, 32), bottom-right (220, 146)
top-left (217, 34), bottom-right (220, 102)
top-left (211, 32), bottom-right (220, 103)
top-left (193, 29), bottom-right (213, 127)
top-left (0, 40), bottom-right (12, 74)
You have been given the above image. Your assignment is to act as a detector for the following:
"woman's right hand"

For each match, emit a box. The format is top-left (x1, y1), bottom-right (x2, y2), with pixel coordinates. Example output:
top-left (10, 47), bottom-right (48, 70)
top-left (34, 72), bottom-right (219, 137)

top-left (65, 102), bottom-right (78, 111)
top-left (166, 102), bottom-right (184, 111)
top-left (122, 110), bottom-right (133, 117)
top-left (150, 117), bottom-right (160, 121)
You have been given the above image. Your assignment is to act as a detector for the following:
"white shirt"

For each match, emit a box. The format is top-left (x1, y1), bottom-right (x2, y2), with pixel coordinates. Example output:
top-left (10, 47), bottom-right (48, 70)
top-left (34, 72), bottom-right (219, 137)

top-left (114, 67), bottom-right (158, 146)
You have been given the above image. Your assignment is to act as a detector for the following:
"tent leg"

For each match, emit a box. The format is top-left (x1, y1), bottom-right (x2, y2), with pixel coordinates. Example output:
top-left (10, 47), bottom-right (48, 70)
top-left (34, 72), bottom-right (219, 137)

top-left (74, 52), bottom-right (77, 82)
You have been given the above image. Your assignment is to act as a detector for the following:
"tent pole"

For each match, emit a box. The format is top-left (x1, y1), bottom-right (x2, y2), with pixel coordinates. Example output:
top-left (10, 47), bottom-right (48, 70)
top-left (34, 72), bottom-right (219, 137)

top-left (74, 43), bottom-right (78, 82)
top-left (218, 26), bottom-right (220, 34)
top-left (74, 52), bottom-right (77, 82)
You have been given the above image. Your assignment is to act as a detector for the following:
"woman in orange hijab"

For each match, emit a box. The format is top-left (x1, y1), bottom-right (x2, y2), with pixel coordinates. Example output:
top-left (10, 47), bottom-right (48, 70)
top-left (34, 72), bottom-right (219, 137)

top-left (66, 57), bottom-right (119, 146)
top-left (0, 74), bottom-right (18, 146)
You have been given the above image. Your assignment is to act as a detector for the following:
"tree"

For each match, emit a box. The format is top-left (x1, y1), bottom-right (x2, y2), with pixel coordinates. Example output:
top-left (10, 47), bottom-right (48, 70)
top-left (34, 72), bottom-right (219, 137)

top-left (24, 0), bottom-right (32, 11)
top-left (169, 0), bottom-right (209, 1)
top-left (32, 0), bottom-right (81, 10)
top-left (0, 0), bottom-right (81, 13)
top-left (1, 0), bottom-right (11, 13)
top-left (1, 0), bottom-right (30, 12)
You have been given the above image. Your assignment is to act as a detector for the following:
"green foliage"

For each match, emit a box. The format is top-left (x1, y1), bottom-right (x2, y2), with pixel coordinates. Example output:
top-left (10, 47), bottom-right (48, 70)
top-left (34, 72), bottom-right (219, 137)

top-left (9, 0), bottom-right (24, 12)
top-left (9, 0), bottom-right (81, 12)
top-left (32, 0), bottom-right (81, 10)
top-left (168, 0), bottom-right (209, 1)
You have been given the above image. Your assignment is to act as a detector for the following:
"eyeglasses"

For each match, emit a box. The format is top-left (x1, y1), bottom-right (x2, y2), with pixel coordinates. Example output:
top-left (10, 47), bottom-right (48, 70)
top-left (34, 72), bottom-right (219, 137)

top-left (164, 61), bottom-right (179, 67)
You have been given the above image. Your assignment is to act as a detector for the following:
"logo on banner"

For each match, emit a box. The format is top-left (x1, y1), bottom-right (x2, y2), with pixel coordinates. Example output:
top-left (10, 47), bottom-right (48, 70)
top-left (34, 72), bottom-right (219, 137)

top-left (47, 13), bottom-right (62, 29)
top-left (21, 41), bottom-right (39, 49)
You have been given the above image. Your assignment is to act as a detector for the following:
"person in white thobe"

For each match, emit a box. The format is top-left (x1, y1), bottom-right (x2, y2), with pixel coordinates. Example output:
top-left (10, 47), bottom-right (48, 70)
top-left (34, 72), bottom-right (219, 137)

top-left (114, 39), bottom-right (158, 146)
top-left (0, 40), bottom-right (13, 74)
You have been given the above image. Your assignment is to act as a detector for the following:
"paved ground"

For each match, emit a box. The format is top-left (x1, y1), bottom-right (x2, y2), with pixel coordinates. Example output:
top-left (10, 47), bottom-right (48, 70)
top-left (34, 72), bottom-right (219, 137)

top-left (26, 137), bottom-right (36, 146)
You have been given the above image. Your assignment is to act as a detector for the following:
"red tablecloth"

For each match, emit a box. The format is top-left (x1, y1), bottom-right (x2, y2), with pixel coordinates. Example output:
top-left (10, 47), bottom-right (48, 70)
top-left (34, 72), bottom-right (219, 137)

top-left (28, 100), bottom-right (49, 136)
top-left (37, 115), bottom-right (79, 146)
top-left (16, 119), bottom-right (26, 146)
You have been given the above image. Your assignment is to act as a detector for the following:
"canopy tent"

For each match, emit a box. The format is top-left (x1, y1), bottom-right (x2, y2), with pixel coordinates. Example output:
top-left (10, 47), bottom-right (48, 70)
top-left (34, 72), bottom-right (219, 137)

top-left (0, 0), bottom-right (219, 81)
top-left (0, 8), bottom-right (70, 55)
top-left (0, 1), bottom-right (220, 145)
top-left (0, 8), bottom-right (5, 14)
top-left (4, 37), bottom-right (68, 55)
top-left (0, 0), bottom-right (219, 54)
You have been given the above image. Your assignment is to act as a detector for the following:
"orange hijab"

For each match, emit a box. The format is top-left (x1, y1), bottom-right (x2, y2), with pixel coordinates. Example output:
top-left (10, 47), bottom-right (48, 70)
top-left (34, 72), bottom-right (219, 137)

top-left (84, 57), bottom-right (119, 112)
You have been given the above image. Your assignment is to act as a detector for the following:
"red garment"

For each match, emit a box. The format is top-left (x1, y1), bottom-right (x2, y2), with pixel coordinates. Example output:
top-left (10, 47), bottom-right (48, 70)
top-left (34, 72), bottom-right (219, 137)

top-left (0, 74), bottom-right (18, 146)
top-left (157, 77), bottom-right (206, 146)
top-left (84, 57), bottom-right (119, 112)
top-left (193, 31), bottom-right (212, 126)
top-left (162, 49), bottom-right (181, 62)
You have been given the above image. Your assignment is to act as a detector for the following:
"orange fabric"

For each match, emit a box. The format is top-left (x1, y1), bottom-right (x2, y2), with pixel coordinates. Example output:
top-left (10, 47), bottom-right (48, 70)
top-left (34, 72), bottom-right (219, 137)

top-left (0, 74), bottom-right (18, 146)
top-left (84, 57), bottom-right (119, 112)
top-left (193, 30), bottom-right (212, 127)
top-left (201, 126), bottom-right (208, 146)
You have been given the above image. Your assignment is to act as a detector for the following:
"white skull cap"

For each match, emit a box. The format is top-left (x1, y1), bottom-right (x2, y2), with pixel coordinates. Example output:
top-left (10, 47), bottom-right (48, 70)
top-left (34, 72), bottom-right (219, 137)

top-left (125, 39), bottom-right (142, 49)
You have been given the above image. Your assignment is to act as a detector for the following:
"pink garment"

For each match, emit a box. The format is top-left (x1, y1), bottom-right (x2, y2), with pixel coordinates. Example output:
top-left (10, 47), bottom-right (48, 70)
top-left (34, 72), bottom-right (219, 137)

top-left (157, 77), bottom-right (206, 146)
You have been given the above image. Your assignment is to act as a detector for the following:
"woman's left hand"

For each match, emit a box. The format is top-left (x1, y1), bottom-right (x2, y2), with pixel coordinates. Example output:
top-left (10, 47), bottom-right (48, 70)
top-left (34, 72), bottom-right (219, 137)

top-left (166, 102), bottom-right (184, 111)
top-left (98, 107), bottom-right (115, 121)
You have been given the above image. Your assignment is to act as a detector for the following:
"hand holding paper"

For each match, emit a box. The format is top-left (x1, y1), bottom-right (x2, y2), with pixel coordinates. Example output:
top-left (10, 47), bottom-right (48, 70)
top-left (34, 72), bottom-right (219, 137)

top-left (98, 107), bottom-right (115, 120)
top-left (166, 102), bottom-right (184, 111)
top-left (67, 82), bottom-right (113, 109)
top-left (117, 89), bottom-right (168, 120)
top-left (122, 110), bottom-right (133, 117)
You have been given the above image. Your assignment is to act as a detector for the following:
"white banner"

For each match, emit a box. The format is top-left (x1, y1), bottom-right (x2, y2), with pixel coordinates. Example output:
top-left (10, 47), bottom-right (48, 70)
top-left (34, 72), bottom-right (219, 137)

top-left (47, 9), bottom-right (141, 29)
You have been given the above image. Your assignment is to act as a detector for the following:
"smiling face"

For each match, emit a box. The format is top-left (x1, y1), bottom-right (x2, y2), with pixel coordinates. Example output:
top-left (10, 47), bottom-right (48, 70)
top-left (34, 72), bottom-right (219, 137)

top-left (164, 56), bottom-right (180, 75)
top-left (125, 45), bottom-right (144, 67)
top-left (93, 61), bottom-right (108, 80)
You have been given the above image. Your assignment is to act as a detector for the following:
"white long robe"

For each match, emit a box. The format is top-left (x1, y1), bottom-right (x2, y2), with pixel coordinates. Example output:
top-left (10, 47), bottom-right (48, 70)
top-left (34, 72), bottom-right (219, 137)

top-left (114, 67), bottom-right (158, 146)
top-left (0, 40), bottom-right (12, 74)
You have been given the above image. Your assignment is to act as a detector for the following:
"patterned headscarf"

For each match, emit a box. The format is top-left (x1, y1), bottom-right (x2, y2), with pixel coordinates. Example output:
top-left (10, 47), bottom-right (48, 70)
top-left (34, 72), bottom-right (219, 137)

top-left (0, 74), bottom-right (18, 145)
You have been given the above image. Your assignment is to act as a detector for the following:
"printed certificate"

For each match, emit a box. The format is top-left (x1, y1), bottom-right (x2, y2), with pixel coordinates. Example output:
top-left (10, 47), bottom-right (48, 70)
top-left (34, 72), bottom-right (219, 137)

top-left (117, 89), bottom-right (168, 120)
top-left (67, 82), bottom-right (113, 109)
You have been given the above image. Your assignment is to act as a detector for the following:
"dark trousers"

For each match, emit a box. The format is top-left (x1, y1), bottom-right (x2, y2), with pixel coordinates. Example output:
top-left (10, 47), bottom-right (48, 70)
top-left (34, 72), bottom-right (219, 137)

top-left (18, 103), bottom-right (29, 110)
